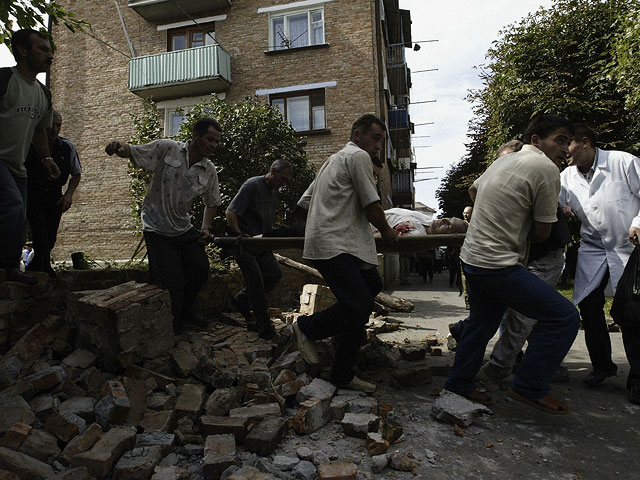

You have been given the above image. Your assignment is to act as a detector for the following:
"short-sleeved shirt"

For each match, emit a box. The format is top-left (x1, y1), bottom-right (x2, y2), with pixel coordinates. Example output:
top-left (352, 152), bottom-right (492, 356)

top-left (26, 136), bottom-right (82, 191)
top-left (460, 144), bottom-right (560, 268)
top-left (298, 142), bottom-right (381, 265)
top-left (129, 139), bottom-right (221, 236)
top-left (227, 176), bottom-right (277, 235)
top-left (0, 67), bottom-right (53, 177)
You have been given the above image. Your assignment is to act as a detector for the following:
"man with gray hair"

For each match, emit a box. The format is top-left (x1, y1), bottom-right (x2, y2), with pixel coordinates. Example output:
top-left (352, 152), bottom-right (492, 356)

top-left (226, 160), bottom-right (292, 339)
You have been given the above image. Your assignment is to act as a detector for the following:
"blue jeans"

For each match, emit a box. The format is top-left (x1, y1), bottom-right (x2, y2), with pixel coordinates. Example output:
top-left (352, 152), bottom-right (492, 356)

top-left (0, 162), bottom-right (27, 270)
top-left (445, 262), bottom-right (580, 399)
top-left (297, 254), bottom-right (383, 384)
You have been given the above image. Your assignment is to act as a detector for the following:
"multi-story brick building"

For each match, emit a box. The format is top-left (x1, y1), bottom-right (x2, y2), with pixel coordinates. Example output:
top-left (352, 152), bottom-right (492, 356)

top-left (49, 0), bottom-right (414, 259)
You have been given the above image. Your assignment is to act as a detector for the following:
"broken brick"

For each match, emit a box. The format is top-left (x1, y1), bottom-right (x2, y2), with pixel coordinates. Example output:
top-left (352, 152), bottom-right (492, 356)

top-left (0, 422), bottom-right (32, 450)
top-left (200, 415), bottom-right (251, 443)
top-left (316, 462), bottom-right (357, 480)
top-left (71, 426), bottom-right (136, 478)
top-left (244, 416), bottom-right (288, 456)
top-left (202, 434), bottom-right (236, 480)
top-left (60, 423), bottom-right (103, 466)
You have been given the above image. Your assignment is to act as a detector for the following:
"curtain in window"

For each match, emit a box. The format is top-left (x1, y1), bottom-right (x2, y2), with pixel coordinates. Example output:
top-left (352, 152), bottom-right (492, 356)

top-left (272, 17), bottom-right (286, 49)
top-left (288, 13), bottom-right (309, 48)
top-left (287, 96), bottom-right (310, 131)
top-left (311, 11), bottom-right (323, 45)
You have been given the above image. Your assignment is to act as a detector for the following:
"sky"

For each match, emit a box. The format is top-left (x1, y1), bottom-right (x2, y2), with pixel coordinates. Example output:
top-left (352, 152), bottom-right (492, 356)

top-left (0, 1), bottom-right (554, 212)
top-left (400, 0), bottom-right (554, 212)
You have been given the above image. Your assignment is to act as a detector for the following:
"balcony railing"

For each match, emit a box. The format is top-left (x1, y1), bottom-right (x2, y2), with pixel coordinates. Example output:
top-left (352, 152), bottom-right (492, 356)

top-left (128, 0), bottom-right (231, 23)
top-left (388, 106), bottom-right (412, 150)
top-left (386, 46), bottom-right (410, 96)
top-left (129, 44), bottom-right (231, 101)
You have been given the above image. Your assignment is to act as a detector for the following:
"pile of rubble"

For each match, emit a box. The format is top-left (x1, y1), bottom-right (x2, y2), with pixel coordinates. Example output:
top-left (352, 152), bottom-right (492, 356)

top-left (0, 279), bottom-right (451, 479)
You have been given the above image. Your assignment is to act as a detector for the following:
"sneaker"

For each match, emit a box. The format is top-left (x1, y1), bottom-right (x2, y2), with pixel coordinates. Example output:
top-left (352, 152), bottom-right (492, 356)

top-left (6, 268), bottom-right (37, 285)
top-left (476, 366), bottom-right (508, 393)
top-left (337, 375), bottom-right (376, 394)
top-left (293, 319), bottom-right (319, 365)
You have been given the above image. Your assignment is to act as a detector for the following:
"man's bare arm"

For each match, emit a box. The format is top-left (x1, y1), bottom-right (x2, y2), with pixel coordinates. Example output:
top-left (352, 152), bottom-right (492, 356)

top-left (531, 221), bottom-right (553, 243)
top-left (33, 127), bottom-right (60, 179)
top-left (59, 173), bottom-right (81, 212)
top-left (468, 185), bottom-right (477, 203)
top-left (365, 202), bottom-right (398, 244)
top-left (225, 209), bottom-right (242, 234)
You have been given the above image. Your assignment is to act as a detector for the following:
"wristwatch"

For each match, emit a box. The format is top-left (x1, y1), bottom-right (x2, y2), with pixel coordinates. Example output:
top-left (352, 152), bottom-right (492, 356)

top-left (42, 156), bottom-right (54, 164)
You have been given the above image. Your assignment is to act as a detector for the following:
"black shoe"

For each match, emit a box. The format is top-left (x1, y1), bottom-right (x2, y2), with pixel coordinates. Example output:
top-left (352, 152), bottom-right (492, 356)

top-left (629, 386), bottom-right (640, 405)
top-left (230, 296), bottom-right (252, 320)
top-left (6, 268), bottom-right (37, 285)
top-left (448, 322), bottom-right (463, 342)
top-left (583, 366), bottom-right (617, 386)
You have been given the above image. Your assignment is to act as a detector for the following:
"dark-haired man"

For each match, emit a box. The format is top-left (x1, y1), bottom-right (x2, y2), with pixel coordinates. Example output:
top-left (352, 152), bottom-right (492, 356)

top-left (226, 159), bottom-right (292, 339)
top-left (25, 110), bottom-right (82, 277)
top-left (292, 114), bottom-right (398, 393)
top-left (445, 114), bottom-right (580, 413)
top-left (105, 118), bottom-right (222, 327)
top-left (0, 29), bottom-right (59, 284)
top-left (560, 124), bottom-right (640, 404)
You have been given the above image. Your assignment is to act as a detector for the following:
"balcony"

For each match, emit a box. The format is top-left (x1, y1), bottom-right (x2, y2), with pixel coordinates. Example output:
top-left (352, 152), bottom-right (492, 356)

top-left (388, 107), bottom-right (413, 150)
top-left (386, 45), bottom-right (411, 96)
top-left (128, 0), bottom-right (231, 23)
top-left (129, 45), bottom-right (231, 101)
top-left (391, 169), bottom-right (415, 207)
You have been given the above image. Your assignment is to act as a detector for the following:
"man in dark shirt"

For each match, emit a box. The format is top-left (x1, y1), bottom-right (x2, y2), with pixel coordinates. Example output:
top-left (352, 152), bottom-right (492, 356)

top-left (226, 159), bottom-right (292, 339)
top-left (25, 110), bottom-right (81, 277)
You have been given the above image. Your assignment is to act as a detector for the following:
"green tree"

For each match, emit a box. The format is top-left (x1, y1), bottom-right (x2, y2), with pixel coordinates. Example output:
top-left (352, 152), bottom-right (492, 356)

top-left (128, 95), bottom-right (315, 236)
top-left (437, 0), bottom-right (640, 215)
top-left (0, 1), bottom-right (88, 48)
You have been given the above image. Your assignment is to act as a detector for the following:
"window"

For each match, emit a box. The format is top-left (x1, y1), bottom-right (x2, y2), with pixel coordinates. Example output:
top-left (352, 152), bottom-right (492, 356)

top-left (168, 23), bottom-right (216, 51)
top-left (270, 89), bottom-right (325, 132)
top-left (270, 8), bottom-right (324, 50)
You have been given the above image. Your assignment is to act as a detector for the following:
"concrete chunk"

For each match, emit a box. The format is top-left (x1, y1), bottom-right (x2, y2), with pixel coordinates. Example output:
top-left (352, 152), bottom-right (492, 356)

top-left (135, 431), bottom-right (175, 455)
top-left (171, 343), bottom-right (198, 377)
top-left (71, 426), bottom-right (136, 478)
top-left (339, 413), bottom-right (380, 439)
top-left (60, 423), bottom-right (103, 466)
top-left (316, 462), bottom-right (357, 480)
top-left (244, 416), bottom-right (288, 456)
top-left (113, 445), bottom-right (163, 480)
top-left (204, 388), bottom-right (238, 416)
top-left (174, 384), bottom-right (205, 419)
top-left (59, 397), bottom-right (96, 423)
top-left (0, 397), bottom-right (35, 434)
top-left (47, 467), bottom-right (92, 479)
top-left (44, 412), bottom-right (81, 442)
top-left (151, 465), bottom-right (189, 479)
top-left (203, 434), bottom-right (236, 480)
top-left (95, 380), bottom-right (130, 428)
top-left (365, 432), bottom-right (389, 456)
top-left (200, 415), bottom-right (251, 443)
top-left (62, 349), bottom-right (98, 369)
top-left (228, 403), bottom-right (281, 420)
top-left (0, 446), bottom-right (55, 479)
top-left (0, 422), bottom-right (32, 450)
top-left (18, 428), bottom-right (60, 463)
top-left (292, 398), bottom-right (330, 435)
top-left (295, 378), bottom-right (336, 405)
top-left (140, 410), bottom-right (176, 433)
top-left (430, 390), bottom-right (493, 427)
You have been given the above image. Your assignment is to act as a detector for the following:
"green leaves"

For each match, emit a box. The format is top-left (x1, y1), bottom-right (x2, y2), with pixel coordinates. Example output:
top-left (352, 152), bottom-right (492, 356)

top-left (128, 95), bottom-right (315, 237)
top-left (0, 0), bottom-right (89, 51)
top-left (437, 0), bottom-right (640, 216)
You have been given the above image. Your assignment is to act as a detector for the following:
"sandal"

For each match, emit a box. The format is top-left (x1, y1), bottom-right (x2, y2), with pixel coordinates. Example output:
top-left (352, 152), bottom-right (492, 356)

top-left (461, 389), bottom-right (493, 406)
top-left (508, 389), bottom-right (569, 415)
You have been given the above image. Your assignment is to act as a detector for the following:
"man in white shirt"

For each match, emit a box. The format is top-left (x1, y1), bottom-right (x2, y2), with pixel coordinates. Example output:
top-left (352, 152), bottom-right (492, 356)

top-left (559, 124), bottom-right (640, 404)
top-left (105, 118), bottom-right (222, 329)
top-left (445, 115), bottom-right (580, 413)
top-left (292, 114), bottom-right (397, 393)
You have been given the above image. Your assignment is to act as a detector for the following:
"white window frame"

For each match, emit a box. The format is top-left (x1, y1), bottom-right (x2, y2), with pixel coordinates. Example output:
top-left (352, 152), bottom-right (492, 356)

top-left (157, 95), bottom-right (225, 137)
top-left (269, 6), bottom-right (325, 51)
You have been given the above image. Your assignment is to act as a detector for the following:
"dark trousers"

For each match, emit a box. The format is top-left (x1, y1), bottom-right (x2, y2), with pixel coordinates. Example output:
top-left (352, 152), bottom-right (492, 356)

top-left (297, 254), bottom-right (383, 384)
top-left (0, 162), bottom-right (27, 270)
top-left (580, 268), bottom-right (640, 388)
top-left (445, 262), bottom-right (579, 399)
top-left (26, 189), bottom-right (62, 272)
top-left (234, 249), bottom-right (282, 333)
top-left (144, 228), bottom-right (209, 323)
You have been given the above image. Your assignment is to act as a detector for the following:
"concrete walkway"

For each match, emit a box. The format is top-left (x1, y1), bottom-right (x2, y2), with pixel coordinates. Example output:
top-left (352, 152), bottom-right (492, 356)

top-left (371, 271), bottom-right (640, 479)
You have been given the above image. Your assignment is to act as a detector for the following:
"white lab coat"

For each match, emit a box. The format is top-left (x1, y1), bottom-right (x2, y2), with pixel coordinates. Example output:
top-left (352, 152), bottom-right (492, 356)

top-left (559, 148), bottom-right (640, 305)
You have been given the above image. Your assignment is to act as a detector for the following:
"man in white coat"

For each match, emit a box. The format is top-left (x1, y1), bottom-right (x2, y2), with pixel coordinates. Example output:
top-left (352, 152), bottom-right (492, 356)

top-left (560, 124), bottom-right (640, 404)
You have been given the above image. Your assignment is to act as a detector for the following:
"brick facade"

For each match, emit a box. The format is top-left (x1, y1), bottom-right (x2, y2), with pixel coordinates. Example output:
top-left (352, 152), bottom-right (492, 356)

top-left (49, 0), bottom-right (399, 260)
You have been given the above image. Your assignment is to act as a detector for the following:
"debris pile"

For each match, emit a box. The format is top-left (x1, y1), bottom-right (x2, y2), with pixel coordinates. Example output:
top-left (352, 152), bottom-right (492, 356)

top-left (0, 279), bottom-right (451, 479)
